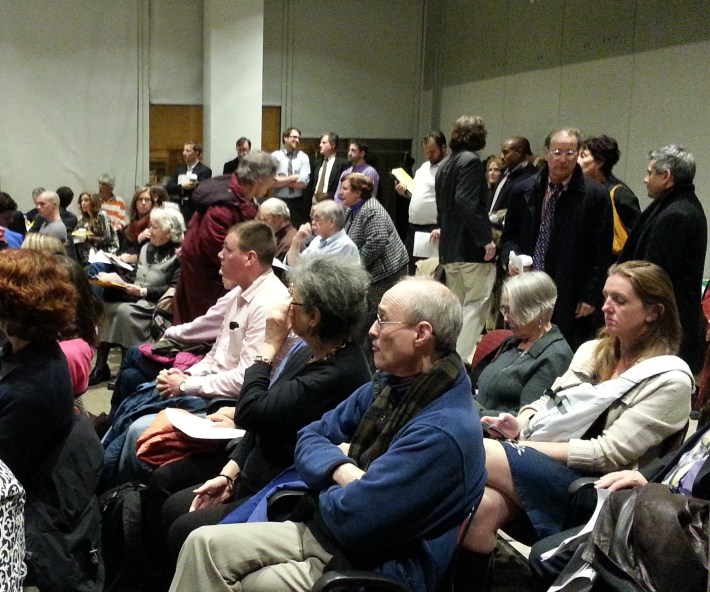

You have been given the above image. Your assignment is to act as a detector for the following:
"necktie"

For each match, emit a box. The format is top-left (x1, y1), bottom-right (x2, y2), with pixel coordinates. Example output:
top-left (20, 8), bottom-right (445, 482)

top-left (314, 159), bottom-right (327, 201)
top-left (532, 183), bottom-right (563, 270)
top-left (287, 152), bottom-right (295, 195)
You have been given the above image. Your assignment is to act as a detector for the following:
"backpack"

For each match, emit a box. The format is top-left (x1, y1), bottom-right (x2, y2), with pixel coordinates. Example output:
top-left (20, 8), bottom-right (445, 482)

top-left (99, 482), bottom-right (148, 592)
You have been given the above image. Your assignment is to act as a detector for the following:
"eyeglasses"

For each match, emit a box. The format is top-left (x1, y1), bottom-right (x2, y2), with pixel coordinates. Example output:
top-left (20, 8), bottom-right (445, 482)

top-left (375, 313), bottom-right (409, 328)
top-left (548, 149), bottom-right (578, 160)
top-left (288, 286), bottom-right (305, 307)
top-left (311, 215), bottom-right (324, 223)
top-left (288, 135), bottom-right (301, 140)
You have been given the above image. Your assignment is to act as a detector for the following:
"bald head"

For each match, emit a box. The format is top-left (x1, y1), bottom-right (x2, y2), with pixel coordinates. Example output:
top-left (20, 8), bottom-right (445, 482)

top-left (501, 136), bottom-right (531, 169)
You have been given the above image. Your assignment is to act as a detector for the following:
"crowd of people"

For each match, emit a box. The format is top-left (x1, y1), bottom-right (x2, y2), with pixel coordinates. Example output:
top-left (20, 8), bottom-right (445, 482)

top-left (0, 117), bottom-right (707, 592)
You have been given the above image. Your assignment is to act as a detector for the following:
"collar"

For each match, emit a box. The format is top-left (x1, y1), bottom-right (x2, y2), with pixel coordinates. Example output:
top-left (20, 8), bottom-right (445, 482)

top-left (348, 199), bottom-right (366, 216)
top-left (320, 228), bottom-right (346, 246)
top-left (238, 269), bottom-right (276, 305)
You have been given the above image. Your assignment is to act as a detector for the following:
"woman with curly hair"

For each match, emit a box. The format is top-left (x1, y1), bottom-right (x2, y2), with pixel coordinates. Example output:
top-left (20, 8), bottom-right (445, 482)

top-left (0, 249), bottom-right (78, 488)
top-left (74, 191), bottom-right (119, 264)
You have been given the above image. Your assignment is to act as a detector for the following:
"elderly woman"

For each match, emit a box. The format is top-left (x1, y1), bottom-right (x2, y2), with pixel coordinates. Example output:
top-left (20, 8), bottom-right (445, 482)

top-left (0, 249), bottom-right (77, 488)
top-left (340, 172), bottom-right (409, 327)
top-left (143, 255), bottom-right (372, 581)
top-left (89, 207), bottom-right (184, 385)
top-left (462, 261), bottom-right (693, 588)
top-left (73, 191), bottom-right (119, 264)
top-left (473, 271), bottom-right (573, 416)
top-left (578, 135), bottom-right (641, 244)
top-left (172, 151), bottom-right (274, 324)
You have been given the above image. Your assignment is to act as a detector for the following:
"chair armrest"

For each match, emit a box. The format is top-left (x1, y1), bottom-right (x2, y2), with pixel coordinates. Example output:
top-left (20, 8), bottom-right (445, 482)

top-left (567, 476), bottom-right (598, 496)
top-left (312, 570), bottom-right (413, 592)
top-left (266, 489), bottom-right (307, 522)
top-left (205, 397), bottom-right (237, 415)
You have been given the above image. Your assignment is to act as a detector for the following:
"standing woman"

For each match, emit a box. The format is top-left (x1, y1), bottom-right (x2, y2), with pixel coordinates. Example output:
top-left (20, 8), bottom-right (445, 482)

top-left (74, 191), bottom-right (119, 264)
top-left (462, 261), bottom-right (692, 590)
top-left (89, 207), bottom-right (184, 384)
top-left (341, 172), bottom-right (408, 328)
top-left (485, 156), bottom-right (503, 210)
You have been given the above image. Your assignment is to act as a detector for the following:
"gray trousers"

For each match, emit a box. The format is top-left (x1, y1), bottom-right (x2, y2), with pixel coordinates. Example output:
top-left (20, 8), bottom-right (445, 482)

top-left (169, 520), bottom-right (334, 592)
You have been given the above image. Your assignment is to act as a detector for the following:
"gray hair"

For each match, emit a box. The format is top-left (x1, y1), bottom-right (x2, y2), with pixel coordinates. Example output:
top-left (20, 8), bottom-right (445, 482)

top-left (649, 144), bottom-right (696, 185)
top-left (39, 190), bottom-right (60, 207)
top-left (97, 174), bottom-right (116, 188)
top-left (545, 128), bottom-right (582, 149)
top-left (150, 207), bottom-right (185, 243)
top-left (503, 271), bottom-right (557, 325)
top-left (287, 255), bottom-right (369, 342)
top-left (32, 187), bottom-right (46, 200)
top-left (400, 277), bottom-right (463, 354)
top-left (236, 151), bottom-right (278, 185)
top-left (260, 197), bottom-right (290, 222)
top-left (312, 199), bottom-right (345, 230)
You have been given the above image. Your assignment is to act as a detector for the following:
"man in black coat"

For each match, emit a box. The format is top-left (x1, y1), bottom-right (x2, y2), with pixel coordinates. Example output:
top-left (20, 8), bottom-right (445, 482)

top-left (165, 140), bottom-right (213, 223)
top-left (618, 145), bottom-right (707, 372)
top-left (501, 128), bottom-right (613, 350)
top-left (222, 137), bottom-right (251, 175)
top-left (306, 132), bottom-right (349, 204)
top-left (488, 135), bottom-right (537, 225)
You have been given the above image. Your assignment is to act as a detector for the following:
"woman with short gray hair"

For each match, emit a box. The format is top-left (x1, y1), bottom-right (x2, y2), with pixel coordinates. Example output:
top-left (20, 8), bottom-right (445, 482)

top-left (472, 271), bottom-right (573, 416)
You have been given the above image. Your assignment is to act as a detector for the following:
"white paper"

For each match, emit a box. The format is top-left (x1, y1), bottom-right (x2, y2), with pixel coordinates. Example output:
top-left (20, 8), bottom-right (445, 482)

top-left (509, 251), bottom-right (533, 273)
top-left (88, 249), bottom-right (134, 271)
top-left (165, 408), bottom-right (245, 440)
top-left (413, 231), bottom-right (439, 258)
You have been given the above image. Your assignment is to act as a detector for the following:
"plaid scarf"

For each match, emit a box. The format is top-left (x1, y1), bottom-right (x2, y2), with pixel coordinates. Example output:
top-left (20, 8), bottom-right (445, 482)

top-left (348, 352), bottom-right (464, 469)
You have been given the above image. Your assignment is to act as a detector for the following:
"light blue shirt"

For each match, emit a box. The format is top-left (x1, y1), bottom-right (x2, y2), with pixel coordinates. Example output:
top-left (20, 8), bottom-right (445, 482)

top-left (271, 149), bottom-right (311, 199)
top-left (301, 229), bottom-right (360, 264)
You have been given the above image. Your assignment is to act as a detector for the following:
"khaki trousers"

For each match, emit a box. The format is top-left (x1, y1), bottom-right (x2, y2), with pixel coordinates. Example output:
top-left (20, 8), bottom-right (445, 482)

top-left (169, 521), bottom-right (334, 592)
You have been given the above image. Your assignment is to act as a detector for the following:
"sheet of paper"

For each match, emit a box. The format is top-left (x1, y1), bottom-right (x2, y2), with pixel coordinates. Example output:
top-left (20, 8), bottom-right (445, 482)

top-left (165, 408), bottom-right (245, 440)
top-left (96, 271), bottom-right (129, 288)
top-left (413, 231), bottom-right (439, 258)
top-left (88, 249), bottom-right (112, 265)
top-left (107, 253), bottom-right (134, 271)
top-left (509, 251), bottom-right (533, 273)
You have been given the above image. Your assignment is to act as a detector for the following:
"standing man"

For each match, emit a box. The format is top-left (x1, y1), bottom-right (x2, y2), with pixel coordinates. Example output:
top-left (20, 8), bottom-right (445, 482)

top-left (222, 137), bottom-right (251, 175)
top-left (501, 128), bottom-right (612, 350)
top-left (334, 140), bottom-right (380, 207)
top-left (488, 136), bottom-right (537, 228)
top-left (35, 190), bottom-right (67, 243)
top-left (619, 145), bottom-right (707, 371)
top-left (271, 127), bottom-right (311, 228)
top-left (395, 130), bottom-right (446, 273)
top-left (168, 278), bottom-right (486, 592)
top-left (307, 132), bottom-right (348, 203)
top-left (433, 115), bottom-right (496, 361)
top-left (166, 141), bottom-right (213, 224)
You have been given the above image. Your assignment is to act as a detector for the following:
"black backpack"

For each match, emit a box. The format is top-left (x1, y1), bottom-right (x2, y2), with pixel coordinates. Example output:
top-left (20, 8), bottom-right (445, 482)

top-left (99, 481), bottom-right (148, 592)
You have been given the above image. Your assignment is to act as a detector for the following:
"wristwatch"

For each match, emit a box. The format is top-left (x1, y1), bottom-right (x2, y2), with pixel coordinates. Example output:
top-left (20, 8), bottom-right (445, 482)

top-left (178, 380), bottom-right (186, 394)
top-left (253, 356), bottom-right (272, 366)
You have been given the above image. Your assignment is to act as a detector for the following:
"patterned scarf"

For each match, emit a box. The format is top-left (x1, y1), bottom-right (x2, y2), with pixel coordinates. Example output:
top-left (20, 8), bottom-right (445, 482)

top-left (348, 352), bottom-right (464, 469)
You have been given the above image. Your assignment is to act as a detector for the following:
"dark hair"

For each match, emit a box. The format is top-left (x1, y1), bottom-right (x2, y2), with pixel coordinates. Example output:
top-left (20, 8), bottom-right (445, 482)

top-left (236, 137), bottom-right (252, 148)
top-left (56, 255), bottom-right (104, 346)
top-left (232, 220), bottom-right (276, 266)
top-left (348, 140), bottom-right (369, 158)
top-left (283, 127), bottom-right (301, 142)
top-left (582, 135), bottom-right (620, 178)
top-left (0, 250), bottom-right (78, 343)
top-left (422, 130), bottom-right (447, 149)
top-left (80, 192), bottom-right (103, 218)
top-left (323, 132), bottom-right (340, 146)
top-left (149, 186), bottom-right (168, 206)
top-left (345, 173), bottom-right (373, 200)
top-left (509, 136), bottom-right (533, 156)
top-left (449, 115), bottom-right (487, 152)
top-left (56, 186), bottom-right (75, 208)
top-left (0, 192), bottom-right (17, 213)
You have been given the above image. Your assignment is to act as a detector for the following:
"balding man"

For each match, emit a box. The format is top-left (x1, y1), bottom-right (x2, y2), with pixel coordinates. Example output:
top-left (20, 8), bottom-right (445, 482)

top-left (35, 191), bottom-right (67, 243)
top-left (257, 197), bottom-right (297, 261)
top-left (501, 128), bottom-right (612, 349)
top-left (287, 199), bottom-right (359, 266)
top-left (169, 277), bottom-right (486, 592)
top-left (488, 136), bottom-right (537, 227)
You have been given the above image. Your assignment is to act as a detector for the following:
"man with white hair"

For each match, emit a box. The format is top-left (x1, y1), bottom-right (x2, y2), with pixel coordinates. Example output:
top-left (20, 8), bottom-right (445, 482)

top-left (98, 173), bottom-right (126, 229)
top-left (257, 197), bottom-right (297, 261)
top-left (35, 191), bottom-right (67, 243)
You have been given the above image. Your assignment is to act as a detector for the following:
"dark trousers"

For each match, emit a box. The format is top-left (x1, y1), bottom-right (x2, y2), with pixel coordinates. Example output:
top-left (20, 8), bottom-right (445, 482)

top-left (405, 222), bottom-right (438, 275)
top-left (109, 345), bottom-right (169, 417)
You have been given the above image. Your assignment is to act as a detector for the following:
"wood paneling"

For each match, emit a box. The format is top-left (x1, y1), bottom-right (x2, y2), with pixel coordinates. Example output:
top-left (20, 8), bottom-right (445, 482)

top-left (150, 104), bottom-right (204, 179)
top-left (262, 106), bottom-right (282, 153)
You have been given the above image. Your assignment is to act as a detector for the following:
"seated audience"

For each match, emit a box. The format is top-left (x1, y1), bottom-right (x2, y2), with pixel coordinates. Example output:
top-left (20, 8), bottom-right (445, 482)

top-left (0, 459), bottom-right (25, 589)
top-left (256, 197), bottom-right (297, 261)
top-left (24, 186), bottom-right (46, 229)
top-left (98, 173), bottom-right (126, 229)
top-left (286, 199), bottom-right (360, 266)
top-left (57, 185), bottom-right (79, 234)
top-left (473, 271), bottom-right (573, 416)
top-left (101, 221), bottom-right (295, 488)
top-left (117, 186), bottom-right (157, 263)
top-left (74, 191), bottom-right (119, 264)
top-left (341, 172), bottom-right (408, 325)
top-left (0, 249), bottom-right (77, 488)
top-left (89, 207), bottom-right (184, 385)
top-left (578, 134), bottom-right (641, 241)
top-left (460, 261), bottom-right (693, 591)
top-left (171, 151), bottom-right (274, 325)
top-left (35, 190), bottom-right (68, 243)
top-left (149, 255), bottom-right (371, 584)
top-left (169, 278), bottom-right (486, 592)
top-left (0, 192), bottom-right (23, 249)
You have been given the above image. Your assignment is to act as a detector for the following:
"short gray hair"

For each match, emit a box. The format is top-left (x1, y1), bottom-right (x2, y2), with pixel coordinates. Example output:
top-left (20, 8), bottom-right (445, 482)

top-left (649, 145), bottom-right (696, 185)
top-left (260, 197), bottom-right (290, 222)
top-left (545, 128), bottom-right (582, 149)
top-left (39, 190), bottom-right (59, 207)
top-left (400, 277), bottom-right (463, 354)
top-left (32, 187), bottom-right (46, 200)
top-left (312, 199), bottom-right (345, 230)
top-left (237, 151), bottom-right (278, 185)
top-left (288, 255), bottom-right (369, 342)
top-left (97, 173), bottom-right (116, 188)
top-left (150, 207), bottom-right (186, 243)
top-left (503, 271), bottom-right (557, 325)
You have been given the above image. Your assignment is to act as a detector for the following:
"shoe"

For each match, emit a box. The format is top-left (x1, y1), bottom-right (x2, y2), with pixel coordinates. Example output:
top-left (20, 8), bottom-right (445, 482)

top-left (88, 364), bottom-right (111, 386)
top-left (107, 380), bottom-right (116, 390)
top-left (92, 412), bottom-right (112, 439)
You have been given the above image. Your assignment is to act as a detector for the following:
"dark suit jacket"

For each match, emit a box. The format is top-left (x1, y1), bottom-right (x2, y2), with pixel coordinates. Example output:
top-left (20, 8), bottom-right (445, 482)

top-left (619, 183), bottom-right (707, 371)
top-left (490, 161), bottom-right (538, 214)
top-left (165, 161), bottom-right (213, 198)
top-left (223, 157), bottom-right (239, 175)
top-left (306, 156), bottom-right (349, 201)
top-left (435, 149), bottom-right (493, 264)
top-left (501, 165), bottom-right (613, 349)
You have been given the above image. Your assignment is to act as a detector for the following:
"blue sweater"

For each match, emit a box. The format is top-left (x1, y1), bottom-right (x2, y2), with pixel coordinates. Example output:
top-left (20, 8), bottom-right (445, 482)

top-left (295, 369), bottom-right (486, 592)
